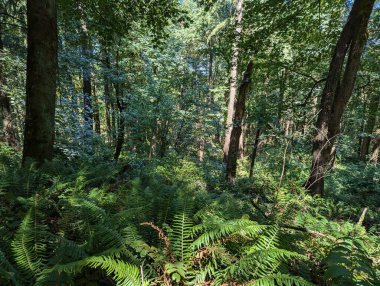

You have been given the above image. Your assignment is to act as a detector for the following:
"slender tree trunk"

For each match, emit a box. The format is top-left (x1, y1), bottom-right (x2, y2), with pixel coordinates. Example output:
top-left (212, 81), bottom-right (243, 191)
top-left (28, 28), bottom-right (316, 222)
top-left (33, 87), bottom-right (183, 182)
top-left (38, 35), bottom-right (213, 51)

top-left (158, 120), bottom-right (168, 158)
top-left (239, 122), bottom-right (245, 159)
top-left (149, 123), bottom-right (158, 159)
top-left (0, 22), bottom-right (18, 148)
top-left (304, 0), bottom-right (375, 195)
top-left (197, 119), bottom-right (205, 162)
top-left (359, 93), bottom-right (379, 160)
top-left (113, 83), bottom-right (125, 160)
top-left (249, 127), bottom-right (261, 178)
top-left (82, 43), bottom-right (93, 132)
top-left (208, 41), bottom-right (214, 104)
top-left (22, 0), bottom-right (57, 166)
top-left (223, 0), bottom-right (243, 161)
top-left (103, 51), bottom-right (112, 143)
top-left (277, 70), bottom-right (286, 126)
top-left (357, 90), bottom-right (367, 156)
top-left (226, 61), bottom-right (253, 183)
top-left (92, 77), bottom-right (101, 134)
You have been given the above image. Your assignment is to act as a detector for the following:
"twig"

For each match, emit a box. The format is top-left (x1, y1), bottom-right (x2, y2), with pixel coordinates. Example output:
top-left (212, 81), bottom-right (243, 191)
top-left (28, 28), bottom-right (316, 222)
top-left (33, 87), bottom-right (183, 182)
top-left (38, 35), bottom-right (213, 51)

top-left (250, 200), bottom-right (268, 219)
top-left (280, 224), bottom-right (338, 241)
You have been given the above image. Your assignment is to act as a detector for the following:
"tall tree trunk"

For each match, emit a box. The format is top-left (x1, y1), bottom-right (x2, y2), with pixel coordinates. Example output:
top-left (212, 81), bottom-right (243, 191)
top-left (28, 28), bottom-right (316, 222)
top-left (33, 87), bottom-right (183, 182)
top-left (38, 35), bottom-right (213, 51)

top-left (113, 83), bottom-right (125, 160)
top-left (304, 0), bottom-right (375, 195)
top-left (277, 70), bottom-right (286, 126)
top-left (223, 0), bottom-right (243, 161)
top-left (149, 122), bottom-right (158, 159)
top-left (103, 51), bottom-right (113, 143)
top-left (357, 90), bottom-right (367, 156)
top-left (249, 127), bottom-right (261, 178)
top-left (22, 0), bottom-right (57, 166)
top-left (359, 93), bottom-right (380, 160)
top-left (111, 102), bottom-right (117, 144)
top-left (208, 41), bottom-right (214, 104)
top-left (197, 119), bottom-right (205, 162)
top-left (226, 61), bottom-right (253, 183)
top-left (82, 42), bottom-right (93, 132)
top-left (92, 77), bottom-right (101, 134)
top-left (0, 21), bottom-right (18, 148)
top-left (78, 3), bottom-right (93, 134)
top-left (239, 122), bottom-right (245, 159)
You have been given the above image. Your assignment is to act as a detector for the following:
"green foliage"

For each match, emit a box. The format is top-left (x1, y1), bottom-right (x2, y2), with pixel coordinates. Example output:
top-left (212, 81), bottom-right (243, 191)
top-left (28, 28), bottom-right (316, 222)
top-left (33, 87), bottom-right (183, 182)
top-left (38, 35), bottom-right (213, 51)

top-left (0, 146), bottom-right (379, 285)
top-left (1, 2), bottom-right (380, 285)
top-left (324, 237), bottom-right (379, 286)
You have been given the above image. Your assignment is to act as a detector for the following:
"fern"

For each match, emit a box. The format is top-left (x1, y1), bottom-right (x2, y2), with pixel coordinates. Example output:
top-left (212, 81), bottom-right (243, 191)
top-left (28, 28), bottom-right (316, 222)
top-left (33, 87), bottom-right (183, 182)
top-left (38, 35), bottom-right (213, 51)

top-left (247, 273), bottom-right (315, 286)
top-left (192, 218), bottom-right (265, 249)
top-left (170, 212), bottom-right (193, 262)
top-left (86, 256), bottom-right (150, 286)
top-left (324, 237), bottom-right (379, 285)
top-left (11, 208), bottom-right (47, 280)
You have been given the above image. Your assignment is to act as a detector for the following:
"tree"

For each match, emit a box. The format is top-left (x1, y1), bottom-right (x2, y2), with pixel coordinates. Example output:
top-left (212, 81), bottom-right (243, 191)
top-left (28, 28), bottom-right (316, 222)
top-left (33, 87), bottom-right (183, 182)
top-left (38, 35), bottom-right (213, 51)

top-left (22, 0), bottom-right (58, 165)
top-left (223, 0), bottom-right (243, 161)
top-left (226, 60), bottom-right (253, 183)
top-left (304, 0), bottom-right (376, 195)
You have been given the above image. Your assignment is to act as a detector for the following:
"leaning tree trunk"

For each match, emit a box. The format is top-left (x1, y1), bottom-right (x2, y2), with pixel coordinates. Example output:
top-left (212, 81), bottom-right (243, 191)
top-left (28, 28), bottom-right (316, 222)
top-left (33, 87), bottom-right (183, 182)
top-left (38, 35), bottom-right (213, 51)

top-left (226, 61), bottom-right (253, 183)
top-left (22, 0), bottom-right (57, 166)
top-left (223, 0), bottom-right (243, 161)
top-left (359, 93), bottom-right (380, 160)
top-left (304, 0), bottom-right (375, 195)
top-left (0, 21), bottom-right (18, 148)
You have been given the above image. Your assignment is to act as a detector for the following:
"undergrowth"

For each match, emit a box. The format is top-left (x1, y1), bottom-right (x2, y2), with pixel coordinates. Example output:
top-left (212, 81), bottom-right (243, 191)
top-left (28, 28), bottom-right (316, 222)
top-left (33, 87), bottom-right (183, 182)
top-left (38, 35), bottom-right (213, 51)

top-left (0, 145), bottom-right (379, 285)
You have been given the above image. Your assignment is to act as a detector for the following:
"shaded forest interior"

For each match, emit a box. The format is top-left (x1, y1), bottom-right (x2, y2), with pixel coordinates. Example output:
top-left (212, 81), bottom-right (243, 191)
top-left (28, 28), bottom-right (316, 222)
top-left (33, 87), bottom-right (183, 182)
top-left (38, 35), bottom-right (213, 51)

top-left (0, 0), bottom-right (379, 285)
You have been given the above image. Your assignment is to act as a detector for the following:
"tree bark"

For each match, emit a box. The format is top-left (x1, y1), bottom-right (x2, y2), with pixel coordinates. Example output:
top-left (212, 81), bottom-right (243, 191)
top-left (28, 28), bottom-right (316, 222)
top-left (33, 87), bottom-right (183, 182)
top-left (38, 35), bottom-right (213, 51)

top-left (304, 0), bottom-right (375, 195)
top-left (226, 61), bottom-right (253, 183)
top-left (239, 123), bottom-right (245, 159)
top-left (103, 51), bottom-right (113, 143)
top-left (92, 77), bottom-right (101, 134)
top-left (82, 42), bottom-right (93, 133)
top-left (0, 20), bottom-right (18, 148)
top-left (223, 0), bottom-right (243, 161)
top-left (113, 82), bottom-right (125, 160)
top-left (359, 93), bottom-right (379, 160)
top-left (249, 127), bottom-right (261, 178)
top-left (22, 0), bottom-right (57, 166)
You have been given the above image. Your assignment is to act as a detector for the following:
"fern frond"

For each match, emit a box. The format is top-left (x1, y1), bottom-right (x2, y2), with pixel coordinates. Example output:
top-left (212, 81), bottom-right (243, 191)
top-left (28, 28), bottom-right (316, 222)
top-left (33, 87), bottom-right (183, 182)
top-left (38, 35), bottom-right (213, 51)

top-left (11, 209), bottom-right (47, 279)
top-left (253, 225), bottom-right (280, 250)
top-left (170, 212), bottom-right (193, 262)
top-left (192, 218), bottom-right (265, 249)
top-left (67, 197), bottom-right (106, 223)
top-left (86, 256), bottom-right (150, 286)
top-left (240, 248), bottom-right (305, 278)
top-left (247, 273), bottom-right (315, 286)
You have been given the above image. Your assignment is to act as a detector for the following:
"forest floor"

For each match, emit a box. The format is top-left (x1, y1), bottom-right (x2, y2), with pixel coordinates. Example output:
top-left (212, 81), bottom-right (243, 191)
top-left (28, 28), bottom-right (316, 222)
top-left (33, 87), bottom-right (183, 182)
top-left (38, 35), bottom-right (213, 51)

top-left (0, 142), bottom-right (379, 285)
